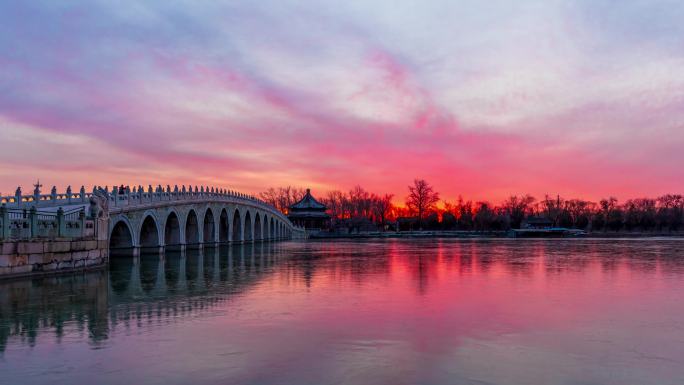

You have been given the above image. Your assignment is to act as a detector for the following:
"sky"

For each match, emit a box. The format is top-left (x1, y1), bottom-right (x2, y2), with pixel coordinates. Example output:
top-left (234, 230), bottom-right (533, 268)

top-left (1, 0), bottom-right (683, 203)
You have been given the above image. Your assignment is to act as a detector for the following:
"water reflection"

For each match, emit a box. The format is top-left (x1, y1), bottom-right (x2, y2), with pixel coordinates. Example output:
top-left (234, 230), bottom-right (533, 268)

top-left (0, 243), bottom-right (284, 353)
top-left (2, 239), bottom-right (684, 385)
top-left (278, 239), bottom-right (684, 290)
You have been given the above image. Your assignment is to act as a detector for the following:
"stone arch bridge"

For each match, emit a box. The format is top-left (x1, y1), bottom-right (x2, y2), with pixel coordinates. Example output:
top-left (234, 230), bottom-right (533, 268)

top-left (1, 184), bottom-right (305, 256)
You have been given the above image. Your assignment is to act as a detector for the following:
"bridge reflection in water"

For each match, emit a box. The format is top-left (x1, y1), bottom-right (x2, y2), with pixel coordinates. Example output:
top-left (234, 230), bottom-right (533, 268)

top-left (0, 243), bottom-right (284, 352)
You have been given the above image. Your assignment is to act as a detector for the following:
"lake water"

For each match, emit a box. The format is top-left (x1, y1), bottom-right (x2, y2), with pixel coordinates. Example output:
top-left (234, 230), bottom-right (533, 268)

top-left (2, 239), bottom-right (684, 385)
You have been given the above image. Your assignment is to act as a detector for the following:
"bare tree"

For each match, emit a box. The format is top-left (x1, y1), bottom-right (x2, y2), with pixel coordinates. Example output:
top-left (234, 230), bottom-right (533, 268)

top-left (564, 199), bottom-right (595, 229)
top-left (348, 185), bottom-right (372, 218)
top-left (406, 179), bottom-right (440, 229)
top-left (259, 187), bottom-right (280, 209)
top-left (539, 194), bottom-right (564, 226)
top-left (373, 194), bottom-right (395, 230)
top-left (259, 186), bottom-right (306, 213)
top-left (502, 195), bottom-right (535, 229)
top-left (324, 190), bottom-right (347, 221)
top-left (455, 196), bottom-right (474, 230)
top-left (656, 194), bottom-right (683, 231)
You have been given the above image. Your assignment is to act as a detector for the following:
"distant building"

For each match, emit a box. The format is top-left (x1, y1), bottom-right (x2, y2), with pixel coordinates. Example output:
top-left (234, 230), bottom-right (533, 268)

top-left (521, 217), bottom-right (554, 229)
top-left (511, 216), bottom-right (585, 238)
top-left (288, 189), bottom-right (330, 230)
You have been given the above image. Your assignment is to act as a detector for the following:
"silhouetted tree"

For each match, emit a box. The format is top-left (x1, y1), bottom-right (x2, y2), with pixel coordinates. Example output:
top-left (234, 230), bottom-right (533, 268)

top-left (455, 196), bottom-right (474, 230)
top-left (325, 190), bottom-right (346, 221)
top-left (406, 179), bottom-right (440, 229)
top-left (502, 195), bottom-right (535, 229)
top-left (441, 211), bottom-right (458, 230)
top-left (623, 198), bottom-right (656, 231)
top-left (565, 199), bottom-right (594, 229)
top-left (474, 202), bottom-right (494, 231)
top-left (373, 194), bottom-right (395, 230)
top-left (259, 186), bottom-right (306, 213)
top-left (540, 195), bottom-right (564, 227)
top-left (657, 194), bottom-right (683, 231)
top-left (424, 212), bottom-right (440, 230)
top-left (597, 197), bottom-right (620, 232)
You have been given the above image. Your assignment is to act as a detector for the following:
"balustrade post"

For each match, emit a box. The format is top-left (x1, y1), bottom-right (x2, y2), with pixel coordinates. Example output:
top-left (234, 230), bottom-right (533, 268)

top-left (112, 185), bottom-right (119, 207)
top-left (67, 185), bottom-right (72, 204)
top-left (29, 206), bottom-right (37, 239)
top-left (33, 182), bottom-right (41, 205)
top-left (57, 207), bottom-right (65, 237)
top-left (79, 209), bottom-right (86, 238)
top-left (15, 186), bottom-right (22, 208)
top-left (0, 204), bottom-right (7, 239)
top-left (80, 186), bottom-right (86, 203)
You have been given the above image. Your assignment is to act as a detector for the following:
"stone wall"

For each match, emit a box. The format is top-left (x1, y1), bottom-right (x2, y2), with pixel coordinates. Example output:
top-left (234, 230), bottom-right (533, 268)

top-left (0, 215), bottom-right (109, 279)
top-left (0, 238), bottom-right (109, 278)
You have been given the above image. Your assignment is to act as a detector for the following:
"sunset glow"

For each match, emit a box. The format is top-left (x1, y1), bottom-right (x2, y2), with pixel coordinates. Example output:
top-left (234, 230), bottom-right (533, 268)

top-left (1, 0), bottom-right (683, 201)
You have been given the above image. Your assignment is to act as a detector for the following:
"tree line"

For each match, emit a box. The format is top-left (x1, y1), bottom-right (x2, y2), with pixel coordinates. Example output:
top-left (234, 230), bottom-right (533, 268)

top-left (260, 180), bottom-right (684, 232)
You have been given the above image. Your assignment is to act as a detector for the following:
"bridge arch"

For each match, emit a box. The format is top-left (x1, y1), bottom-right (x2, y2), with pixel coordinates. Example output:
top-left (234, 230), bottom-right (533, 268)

top-left (254, 213), bottom-right (263, 241)
top-left (219, 208), bottom-right (229, 243)
top-left (110, 218), bottom-right (134, 249)
top-left (261, 213), bottom-right (268, 241)
top-left (164, 210), bottom-right (181, 246)
top-left (232, 208), bottom-right (242, 242)
top-left (270, 218), bottom-right (275, 240)
top-left (185, 209), bottom-right (200, 245)
top-left (244, 211), bottom-right (253, 241)
top-left (139, 214), bottom-right (161, 248)
top-left (203, 207), bottom-right (216, 243)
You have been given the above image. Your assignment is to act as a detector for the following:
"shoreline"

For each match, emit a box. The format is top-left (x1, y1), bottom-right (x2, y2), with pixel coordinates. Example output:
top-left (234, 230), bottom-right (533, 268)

top-left (309, 231), bottom-right (684, 239)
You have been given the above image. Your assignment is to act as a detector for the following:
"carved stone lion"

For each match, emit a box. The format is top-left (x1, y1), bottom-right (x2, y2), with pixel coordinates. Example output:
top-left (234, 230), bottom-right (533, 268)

top-left (89, 189), bottom-right (110, 219)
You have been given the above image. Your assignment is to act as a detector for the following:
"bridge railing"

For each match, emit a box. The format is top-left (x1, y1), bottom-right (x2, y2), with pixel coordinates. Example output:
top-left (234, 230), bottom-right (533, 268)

top-left (102, 184), bottom-right (296, 224)
top-left (1, 186), bottom-right (92, 209)
top-left (1, 185), bottom-right (272, 211)
top-left (0, 206), bottom-right (94, 240)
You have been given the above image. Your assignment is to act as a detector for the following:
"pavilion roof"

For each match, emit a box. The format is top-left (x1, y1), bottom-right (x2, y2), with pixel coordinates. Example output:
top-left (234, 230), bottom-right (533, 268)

top-left (290, 189), bottom-right (327, 210)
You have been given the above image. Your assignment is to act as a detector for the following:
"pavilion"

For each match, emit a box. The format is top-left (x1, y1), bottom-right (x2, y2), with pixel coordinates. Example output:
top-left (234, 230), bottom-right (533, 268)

top-left (288, 189), bottom-right (330, 230)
